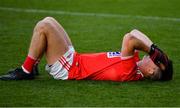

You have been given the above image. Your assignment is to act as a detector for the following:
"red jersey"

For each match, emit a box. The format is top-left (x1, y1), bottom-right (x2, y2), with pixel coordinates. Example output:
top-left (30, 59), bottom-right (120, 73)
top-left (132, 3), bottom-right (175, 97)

top-left (68, 51), bottom-right (143, 82)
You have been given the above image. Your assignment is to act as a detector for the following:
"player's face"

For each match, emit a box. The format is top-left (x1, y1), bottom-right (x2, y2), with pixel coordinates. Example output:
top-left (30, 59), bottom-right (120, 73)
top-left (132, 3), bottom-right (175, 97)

top-left (137, 55), bottom-right (160, 79)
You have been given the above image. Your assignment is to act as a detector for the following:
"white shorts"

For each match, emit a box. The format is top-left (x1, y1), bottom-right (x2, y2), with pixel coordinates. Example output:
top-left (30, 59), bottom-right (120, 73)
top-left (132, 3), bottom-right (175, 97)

top-left (45, 46), bottom-right (75, 80)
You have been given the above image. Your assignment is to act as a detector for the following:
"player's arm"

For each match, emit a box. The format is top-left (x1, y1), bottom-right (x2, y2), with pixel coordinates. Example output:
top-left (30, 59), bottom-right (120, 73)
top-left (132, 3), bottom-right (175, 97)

top-left (129, 29), bottom-right (153, 47)
top-left (121, 29), bottom-right (173, 81)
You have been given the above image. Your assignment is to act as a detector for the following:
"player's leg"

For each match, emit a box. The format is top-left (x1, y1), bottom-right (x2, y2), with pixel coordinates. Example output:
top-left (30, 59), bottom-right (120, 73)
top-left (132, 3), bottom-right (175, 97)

top-left (29, 17), bottom-right (72, 65)
top-left (0, 17), bottom-right (72, 80)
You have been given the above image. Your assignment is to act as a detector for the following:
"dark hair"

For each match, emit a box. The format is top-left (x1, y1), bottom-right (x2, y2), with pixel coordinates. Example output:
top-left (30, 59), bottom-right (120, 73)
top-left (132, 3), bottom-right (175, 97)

top-left (159, 60), bottom-right (173, 81)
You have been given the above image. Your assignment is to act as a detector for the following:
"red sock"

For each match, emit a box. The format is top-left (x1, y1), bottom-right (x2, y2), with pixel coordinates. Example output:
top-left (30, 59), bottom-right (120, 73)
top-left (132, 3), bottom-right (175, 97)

top-left (22, 56), bottom-right (37, 73)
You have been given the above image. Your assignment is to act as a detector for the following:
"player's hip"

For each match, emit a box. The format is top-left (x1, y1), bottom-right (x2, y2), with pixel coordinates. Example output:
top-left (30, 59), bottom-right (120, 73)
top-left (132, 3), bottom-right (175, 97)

top-left (45, 46), bottom-right (75, 80)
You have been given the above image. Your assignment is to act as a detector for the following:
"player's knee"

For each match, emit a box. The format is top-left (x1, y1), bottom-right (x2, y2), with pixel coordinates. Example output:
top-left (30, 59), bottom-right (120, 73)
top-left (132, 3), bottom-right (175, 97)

top-left (42, 17), bottom-right (56, 23)
top-left (35, 21), bottom-right (46, 33)
top-left (35, 17), bottom-right (55, 32)
top-left (130, 29), bottom-right (139, 35)
top-left (41, 17), bottom-right (55, 27)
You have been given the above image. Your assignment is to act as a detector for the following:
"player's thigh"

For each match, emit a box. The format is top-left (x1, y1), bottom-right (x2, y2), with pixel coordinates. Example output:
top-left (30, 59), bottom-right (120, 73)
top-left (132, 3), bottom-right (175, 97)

top-left (45, 17), bottom-right (72, 46)
top-left (41, 17), bottom-right (73, 64)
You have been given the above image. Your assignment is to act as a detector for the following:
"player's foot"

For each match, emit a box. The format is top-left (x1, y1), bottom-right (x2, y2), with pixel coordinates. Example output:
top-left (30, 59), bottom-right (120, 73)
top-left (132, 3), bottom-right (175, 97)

top-left (149, 44), bottom-right (169, 67)
top-left (32, 64), bottom-right (39, 76)
top-left (0, 67), bottom-right (37, 80)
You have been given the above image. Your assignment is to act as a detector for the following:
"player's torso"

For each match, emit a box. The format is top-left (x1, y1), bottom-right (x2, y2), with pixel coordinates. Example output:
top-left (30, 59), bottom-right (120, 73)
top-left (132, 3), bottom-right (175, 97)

top-left (79, 52), bottom-right (121, 72)
top-left (68, 51), bottom-right (143, 81)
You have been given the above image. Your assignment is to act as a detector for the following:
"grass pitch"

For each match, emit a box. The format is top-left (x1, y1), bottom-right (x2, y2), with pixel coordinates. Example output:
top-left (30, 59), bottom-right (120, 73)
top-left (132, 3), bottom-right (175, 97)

top-left (0, 0), bottom-right (180, 107)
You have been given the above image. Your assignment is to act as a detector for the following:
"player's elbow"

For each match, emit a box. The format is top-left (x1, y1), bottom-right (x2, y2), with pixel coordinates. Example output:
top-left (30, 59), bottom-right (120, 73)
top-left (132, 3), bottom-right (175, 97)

top-left (123, 33), bottom-right (135, 42)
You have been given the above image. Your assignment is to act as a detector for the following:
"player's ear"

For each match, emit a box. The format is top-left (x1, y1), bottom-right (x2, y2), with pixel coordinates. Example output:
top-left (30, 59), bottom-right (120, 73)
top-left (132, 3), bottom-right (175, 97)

top-left (158, 63), bottom-right (166, 71)
top-left (150, 67), bottom-right (162, 80)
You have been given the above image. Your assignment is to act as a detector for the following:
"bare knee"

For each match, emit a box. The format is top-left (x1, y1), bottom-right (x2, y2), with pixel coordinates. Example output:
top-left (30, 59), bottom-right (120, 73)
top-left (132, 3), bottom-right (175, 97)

top-left (39, 17), bottom-right (56, 28)
top-left (34, 17), bottom-right (57, 34)
top-left (42, 17), bottom-right (57, 23)
top-left (130, 29), bottom-right (139, 35)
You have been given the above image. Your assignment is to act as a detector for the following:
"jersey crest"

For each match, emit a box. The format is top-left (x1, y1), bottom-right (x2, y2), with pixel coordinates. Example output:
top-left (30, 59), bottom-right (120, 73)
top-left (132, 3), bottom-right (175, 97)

top-left (107, 52), bottom-right (121, 58)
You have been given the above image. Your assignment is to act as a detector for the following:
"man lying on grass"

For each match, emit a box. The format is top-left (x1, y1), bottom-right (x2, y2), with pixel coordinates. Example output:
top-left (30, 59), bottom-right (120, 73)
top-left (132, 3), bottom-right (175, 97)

top-left (0, 17), bottom-right (173, 81)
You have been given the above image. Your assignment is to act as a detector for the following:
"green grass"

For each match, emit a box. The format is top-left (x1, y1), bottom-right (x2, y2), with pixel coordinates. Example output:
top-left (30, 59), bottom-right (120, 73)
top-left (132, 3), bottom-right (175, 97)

top-left (0, 0), bottom-right (180, 107)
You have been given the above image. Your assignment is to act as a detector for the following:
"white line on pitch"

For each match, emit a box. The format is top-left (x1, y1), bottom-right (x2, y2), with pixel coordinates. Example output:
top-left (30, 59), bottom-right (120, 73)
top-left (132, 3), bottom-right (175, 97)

top-left (0, 7), bottom-right (179, 22)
